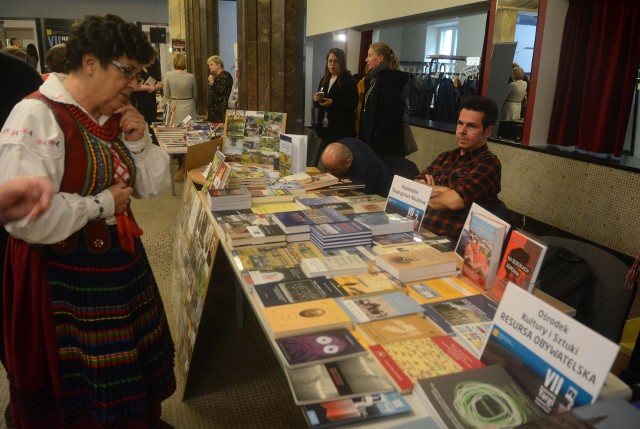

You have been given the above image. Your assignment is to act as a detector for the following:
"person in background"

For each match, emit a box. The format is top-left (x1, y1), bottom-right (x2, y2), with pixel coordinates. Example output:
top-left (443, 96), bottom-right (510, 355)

top-left (321, 138), bottom-right (390, 196)
top-left (131, 55), bottom-right (163, 129)
top-left (0, 14), bottom-right (175, 428)
top-left (415, 96), bottom-right (501, 238)
top-left (313, 48), bottom-right (358, 149)
top-left (207, 55), bottom-right (233, 123)
top-left (42, 43), bottom-right (68, 80)
top-left (8, 38), bottom-right (21, 49)
top-left (25, 43), bottom-right (39, 70)
top-left (1, 46), bottom-right (28, 61)
top-left (163, 52), bottom-right (198, 124)
top-left (358, 42), bottom-right (408, 160)
top-left (502, 66), bottom-right (527, 121)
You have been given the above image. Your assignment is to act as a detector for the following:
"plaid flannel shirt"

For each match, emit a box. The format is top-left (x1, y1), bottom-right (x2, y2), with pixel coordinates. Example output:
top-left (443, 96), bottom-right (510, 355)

top-left (420, 144), bottom-right (501, 238)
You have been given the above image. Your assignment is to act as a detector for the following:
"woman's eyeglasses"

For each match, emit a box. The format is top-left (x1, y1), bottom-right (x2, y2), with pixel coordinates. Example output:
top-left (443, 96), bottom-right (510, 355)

top-left (327, 60), bottom-right (340, 64)
top-left (110, 60), bottom-right (144, 85)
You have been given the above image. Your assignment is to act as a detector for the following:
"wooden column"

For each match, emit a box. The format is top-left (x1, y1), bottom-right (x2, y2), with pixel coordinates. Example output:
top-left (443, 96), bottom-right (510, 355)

top-left (183, 0), bottom-right (219, 118)
top-left (237, 0), bottom-right (306, 133)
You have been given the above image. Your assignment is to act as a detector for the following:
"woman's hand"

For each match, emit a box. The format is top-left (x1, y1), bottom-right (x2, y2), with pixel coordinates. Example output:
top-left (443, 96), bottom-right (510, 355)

top-left (319, 98), bottom-right (333, 107)
top-left (108, 181), bottom-right (134, 214)
top-left (116, 103), bottom-right (146, 141)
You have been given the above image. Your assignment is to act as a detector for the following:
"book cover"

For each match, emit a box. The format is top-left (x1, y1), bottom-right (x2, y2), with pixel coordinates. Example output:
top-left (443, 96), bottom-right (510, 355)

top-left (370, 336), bottom-right (483, 393)
top-left (421, 294), bottom-right (498, 336)
top-left (275, 328), bottom-right (366, 369)
top-left (302, 173), bottom-right (340, 190)
top-left (336, 292), bottom-right (424, 324)
top-left (249, 188), bottom-right (296, 203)
top-left (481, 284), bottom-right (620, 414)
top-left (271, 211), bottom-right (311, 234)
top-left (331, 271), bottom-right (404, 297)
top-left (351, 202), bottom-right (387, 214)
top-left (514, 398), bottom-right (640, 428)
top-left (355, 314), bottom-right (446, 345)
top-left (461, 212), bottom-right (507, 289)
top-left (254, 277), bottom-right (343, 307)
top-left (301, 255), bottom-right (369, 278)
top-left (250, 202), bottom-right (301, 214)
top-left (300, 208), bottom-right (349, 226)
top-left (263, 298), bottom-right (352, 339)
top-left (241, 266), bottom-right (307, 286)
top-left (321, 245), bottom-right (378, 263)
top-left (406, 276), bottom-right (481, 305)
top-left (286, 355), bottom-right (394, 405)
top-left (490, 230), bottom-right (548, 301)
top-left (372, 232), bottom-right (425, 247)
top-left (454, 202), bottom-right (511, 260)
top-left (279, 133), bottom-right (308, 177)
top-left (375, 248), bottom-right (457, 282)
top-left (311, 222), bottom-right (372, 240)
top-left (385, 175), bottom-right (432, 232)
top-left (302, 392), bottom-right (412, 429)
top-left (233, 241), bottom-right (324, 271)
top-left (353, 212), bottom-right (413, 235)
top-left (414, 364), bottom-right (543, 429)
top-left (227, 224), bottom-right (285, 247)
top-left (203, 150), bottom-right (227, 193)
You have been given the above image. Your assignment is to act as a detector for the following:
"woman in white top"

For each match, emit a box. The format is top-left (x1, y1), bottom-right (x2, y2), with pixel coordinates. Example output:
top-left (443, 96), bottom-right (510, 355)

top-left (163, 53), bottom-right (198, 123)
top-left (502, 66), bottom-right (528, 121)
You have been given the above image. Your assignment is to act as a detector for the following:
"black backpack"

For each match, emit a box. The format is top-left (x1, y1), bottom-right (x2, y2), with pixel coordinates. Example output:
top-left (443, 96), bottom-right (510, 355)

top-left (537, 245), bottom-right (595, 320)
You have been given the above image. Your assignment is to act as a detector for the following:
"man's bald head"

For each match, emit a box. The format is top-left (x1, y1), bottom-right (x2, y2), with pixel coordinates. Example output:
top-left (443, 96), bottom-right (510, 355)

top-left (321, 142), bottom-right (353, 177)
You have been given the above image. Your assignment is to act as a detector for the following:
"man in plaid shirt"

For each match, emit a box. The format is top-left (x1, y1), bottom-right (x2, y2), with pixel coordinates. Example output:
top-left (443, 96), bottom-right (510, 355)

top-left (415, 96), bottom-right (501, 237)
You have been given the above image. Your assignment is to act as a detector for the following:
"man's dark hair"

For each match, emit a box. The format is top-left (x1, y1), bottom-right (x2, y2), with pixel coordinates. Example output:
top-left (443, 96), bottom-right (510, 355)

top-left (459, 96), bottom-right (499, 130)
top-left (66, 14), bottom-right (155, 71)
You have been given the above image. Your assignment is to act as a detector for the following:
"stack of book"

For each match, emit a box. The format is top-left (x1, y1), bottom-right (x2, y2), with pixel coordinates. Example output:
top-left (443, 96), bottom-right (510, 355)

top-left (205, 187), bottom-right (251, 211)
top-left (248, 188), bottom-right (299, 204)
top-left (225, 163), bottom-right (277, 188)
top-left (294, 196), bottom-right (354, 215)
top-left (271, 208), bottom-right (349, 242)
top-left (300, 254), bottom-right (369, 278)
top-left (310, 222), bottom-right (373, 250)
top-left (375, 248), bottom-right (458, 282)
top-left (353, 212), bottom-right (414, 236)
top-left (213, 210), bottom-right (286, 248)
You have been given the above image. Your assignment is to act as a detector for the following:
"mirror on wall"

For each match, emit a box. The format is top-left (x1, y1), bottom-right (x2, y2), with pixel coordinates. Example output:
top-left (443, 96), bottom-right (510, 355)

top-left (490, 0), bottom-right (540, 143)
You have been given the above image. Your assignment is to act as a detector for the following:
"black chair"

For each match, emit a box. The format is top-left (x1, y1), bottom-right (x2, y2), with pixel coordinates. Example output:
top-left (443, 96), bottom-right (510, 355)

top-left (540, 236), bottom-right (635, 343)
top-left (383, 156), bottom-right (419, 180)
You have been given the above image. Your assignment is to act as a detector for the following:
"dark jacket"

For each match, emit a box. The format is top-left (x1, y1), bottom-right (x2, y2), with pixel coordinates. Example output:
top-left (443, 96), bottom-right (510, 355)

top-left (358, 68), bottom-right (408, 159)
top-left (314, 73), bottom-right (358, 145)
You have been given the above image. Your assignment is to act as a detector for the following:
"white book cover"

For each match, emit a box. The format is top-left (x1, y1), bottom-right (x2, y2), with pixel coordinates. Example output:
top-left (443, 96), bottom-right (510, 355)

top-left (279, 134), bottom-right (308, 177)
top-left (385, 175), bottom-right (432, 232)
top-left (482, 284), bottom-right (619, 414)
top-left (301, 255), bottom-right (368, 278)
top-left (454, 202), bottom-right (511, 260)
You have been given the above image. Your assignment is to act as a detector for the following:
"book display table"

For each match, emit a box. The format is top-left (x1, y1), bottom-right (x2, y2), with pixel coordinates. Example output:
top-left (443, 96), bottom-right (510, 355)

top-left (173, 179), bottom-right (632, 428)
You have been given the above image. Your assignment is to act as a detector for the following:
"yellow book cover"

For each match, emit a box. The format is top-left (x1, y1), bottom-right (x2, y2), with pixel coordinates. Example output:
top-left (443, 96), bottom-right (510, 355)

top-left (234, 241), bottom-right (324, 271)
top-left (251, 202), bottom-right (300, 214)
top-left (406, 276), bottom-right (482, 305)
top-left (355, 314), bottom-right (445, 345)
top-left (331, 271), bottom-right (405, 297)
top-left (263, 298), bottom-right (353, 339)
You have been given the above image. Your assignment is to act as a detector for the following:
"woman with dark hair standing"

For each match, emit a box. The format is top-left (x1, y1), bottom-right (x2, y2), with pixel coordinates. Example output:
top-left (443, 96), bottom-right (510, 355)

top-left (0, 14), bottom-right (175, 428)
top-left (313, 48), bottom-right (358, 148)
top-left (359, 41), bottom-right (408, 159)
top-left (26, 43), bottom-right (39, 69)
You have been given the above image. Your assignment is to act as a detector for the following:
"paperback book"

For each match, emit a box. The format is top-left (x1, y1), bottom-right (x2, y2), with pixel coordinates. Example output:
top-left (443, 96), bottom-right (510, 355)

top-left (421, 294), bottom-right (498, 336)
top-left (302, 392), bottom-right (412, 429)
top-left (375, 248), bottom-right (458, 283)
top-left (454, 202), bottom-right (511, 260)
top-left (241, 266), bottom-right (307, 286)
top-left (489, 230), bottom-right (548, 301)
top-left (279, 133), bottom-right (308, 177)
top-left (205, 186), bottom-right (251, 211)
top-left (336, 292), bottom-right (424, 325)
top-left (275, 328), bottom-right (367, 369)
top-left (370, 335), bottom-right (484, 393)
top-left (355, 313), bottom-right (446, 345)
top-left (254, 277), bottom-right (343, 307)
top-left (353, 212), bottom-right (414, 236)
top-left (202, 150), bottom-right (227, 192)
top-left (331, 271), bottom-right (405, 297)
top-left (385, 175), bottom-right (432, 232)
top-left (406, 276), bottom-right (481, 305)
top-left (262, 298), bottom-right (352, 339)
top-left (286, 354), bottom-right (394, 405)
top-left (248, 187), bottom-right (297, 203)
top-left (295, 196), bottom-right (354, 214)
top-left (481, 284), bottom-right (620, 414)
top-left (300, 255), bottom-right (369, 278)
top-left (414, 364), bottom-right (543, 429)
top-left (233, 241), bottom-right (325, 271)
top-left (460, 212), bottom-right (507, 289)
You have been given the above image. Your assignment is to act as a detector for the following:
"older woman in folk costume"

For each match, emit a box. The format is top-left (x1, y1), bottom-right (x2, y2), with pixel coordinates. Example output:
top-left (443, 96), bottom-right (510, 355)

top-left (0, 14), bottom-right (175, 428)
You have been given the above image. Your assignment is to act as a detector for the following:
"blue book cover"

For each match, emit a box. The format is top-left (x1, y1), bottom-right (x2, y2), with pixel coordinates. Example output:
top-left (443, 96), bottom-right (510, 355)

top-left (303, 392), bottom-right (412, 428)
top-left (301, 208), bottom-right (349, 225)
top-left (337, 292), bottom-right (424, 324)
top-left (271, 211), bottom-right (311, 234)
top-left (254, 277), bottom-right (343, 307)
top-left (311, 222), bottom-right (372, 240)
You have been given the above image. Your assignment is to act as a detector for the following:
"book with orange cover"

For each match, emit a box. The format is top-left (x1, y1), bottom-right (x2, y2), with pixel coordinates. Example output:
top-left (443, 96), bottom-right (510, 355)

top-left (354, 313), bottom-right (445, 345)
top-left (262, 298), bottom-right (352, 339)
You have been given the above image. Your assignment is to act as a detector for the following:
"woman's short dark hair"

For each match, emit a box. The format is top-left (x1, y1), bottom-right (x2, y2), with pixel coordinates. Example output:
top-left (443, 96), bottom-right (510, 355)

top-left (66, 14), bottom-right (155, 72)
